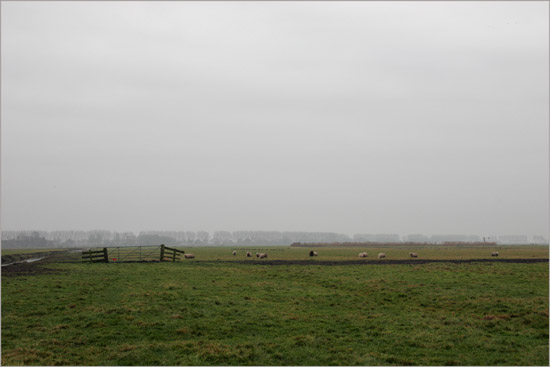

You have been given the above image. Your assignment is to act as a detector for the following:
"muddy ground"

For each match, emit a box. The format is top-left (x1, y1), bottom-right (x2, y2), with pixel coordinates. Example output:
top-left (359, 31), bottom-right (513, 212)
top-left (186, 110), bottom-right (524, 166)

top-left (1, 262), bottom-right (67, 277)
top-left (1, 250), bottom-right (81, 277)
top-left (2, 250), bottom-right (60, 265)
top-left (213, 258), bottom-right (549, 266)
top-left (1, 249), bottom-right (83, 265)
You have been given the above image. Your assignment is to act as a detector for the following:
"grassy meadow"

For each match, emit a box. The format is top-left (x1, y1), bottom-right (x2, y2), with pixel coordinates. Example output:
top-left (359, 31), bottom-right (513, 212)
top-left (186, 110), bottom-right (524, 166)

top-left (1, 246), bottom-right (548, 365)
top-left (168, 245), bottom-right (548, 261)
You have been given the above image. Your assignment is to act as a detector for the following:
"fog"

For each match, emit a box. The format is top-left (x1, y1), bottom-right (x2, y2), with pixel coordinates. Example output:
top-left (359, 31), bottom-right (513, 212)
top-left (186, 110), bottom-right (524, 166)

top-left (1, 1), bottom-right (548, 237)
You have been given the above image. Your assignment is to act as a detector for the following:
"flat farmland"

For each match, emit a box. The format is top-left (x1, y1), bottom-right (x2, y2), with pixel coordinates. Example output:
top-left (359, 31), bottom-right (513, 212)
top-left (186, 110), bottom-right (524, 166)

top-left (1, 246), bottom-right (548, 365)
top-left (170, 245), bottom-right (549, 261)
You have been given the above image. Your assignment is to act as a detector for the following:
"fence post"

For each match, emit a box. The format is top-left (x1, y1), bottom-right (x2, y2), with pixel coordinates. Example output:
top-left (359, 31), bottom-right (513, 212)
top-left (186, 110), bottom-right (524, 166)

top-left (89, 249), bottom-right (92, 263)
top-left (160, 244), bottom-right (165, 262)
top-left (103, 248), bottom-right (109, 263)
top-left (172, 250), bottom-right (176, 262)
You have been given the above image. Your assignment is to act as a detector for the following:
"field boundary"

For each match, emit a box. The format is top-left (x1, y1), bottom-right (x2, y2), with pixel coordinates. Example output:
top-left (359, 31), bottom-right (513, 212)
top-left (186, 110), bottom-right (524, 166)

top-left (194, 258), bottom-right (549, 266)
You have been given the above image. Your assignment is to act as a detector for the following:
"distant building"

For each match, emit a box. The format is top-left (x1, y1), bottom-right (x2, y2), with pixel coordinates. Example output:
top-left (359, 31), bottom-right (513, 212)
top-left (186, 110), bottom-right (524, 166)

top-left (497, 235), bottom-right (528, 244)
top-left (431, 234), bottom-right (469, 243)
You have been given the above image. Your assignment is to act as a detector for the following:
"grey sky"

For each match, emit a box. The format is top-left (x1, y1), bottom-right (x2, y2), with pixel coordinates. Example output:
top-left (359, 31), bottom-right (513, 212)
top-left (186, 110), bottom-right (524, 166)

top-left (1, 1), bottom-right (548, 236)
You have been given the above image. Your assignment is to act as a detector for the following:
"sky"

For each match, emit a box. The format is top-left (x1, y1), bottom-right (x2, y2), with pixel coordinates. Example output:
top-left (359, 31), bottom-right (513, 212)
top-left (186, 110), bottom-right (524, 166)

top-left (1, 1), bottom-right (548, 236)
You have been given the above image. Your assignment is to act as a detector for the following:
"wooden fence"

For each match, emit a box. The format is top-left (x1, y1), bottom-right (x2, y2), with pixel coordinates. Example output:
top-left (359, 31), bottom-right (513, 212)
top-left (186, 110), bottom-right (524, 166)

top-left (82, 248), bottom-right (108, 263)
top-left (82, 244), bottom-right (185, 263)
top-left (160, 245), bottom-right (186, 262)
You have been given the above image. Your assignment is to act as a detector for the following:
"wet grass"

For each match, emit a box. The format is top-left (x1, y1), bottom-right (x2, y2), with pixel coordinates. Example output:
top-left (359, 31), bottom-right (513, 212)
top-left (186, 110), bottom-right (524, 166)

top-left (1, 254), bottom-right (548, 365)
top-left (171, 245), bottom-right (549, 261)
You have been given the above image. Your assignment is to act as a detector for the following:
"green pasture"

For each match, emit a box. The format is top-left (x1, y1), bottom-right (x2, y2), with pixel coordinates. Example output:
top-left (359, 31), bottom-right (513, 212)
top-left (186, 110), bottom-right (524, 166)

top-left (1, 247), bottom-right (548, 365)
top-left (3, 245), bottom-right (548, 261)
top-left (168, 245), bottom-right (548, 261)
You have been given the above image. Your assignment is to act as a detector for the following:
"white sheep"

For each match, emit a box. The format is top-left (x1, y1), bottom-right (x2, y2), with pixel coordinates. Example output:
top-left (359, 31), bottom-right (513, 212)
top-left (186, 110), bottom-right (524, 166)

top-left (377, 253), bottom-right (386, 259)
top-left (184, 254), bottom-right (195, 259)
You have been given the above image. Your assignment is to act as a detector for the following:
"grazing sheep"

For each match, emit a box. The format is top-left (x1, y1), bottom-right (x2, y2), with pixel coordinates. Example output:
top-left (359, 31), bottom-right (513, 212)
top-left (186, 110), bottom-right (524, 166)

top-left (491, 251), bottom-right (499, 257)
top-left (184, 254), bottom-right (195, 259)
top-left (409, 252), bottom-right (418, 258)
top-left (232, 250), bottom-right (237, 256)
top-left (309, 251), bottom-right (319, 257)
top-left (377, 253), bottom-right (386, 259)
top-left (358, 252), bottom-right (368, 258)
top-left (246, 251), bottom-right (252, 257)
top-left (257, 253), bottom-right (268, 259)
top-left (256, 252), bottom-right (259, 257)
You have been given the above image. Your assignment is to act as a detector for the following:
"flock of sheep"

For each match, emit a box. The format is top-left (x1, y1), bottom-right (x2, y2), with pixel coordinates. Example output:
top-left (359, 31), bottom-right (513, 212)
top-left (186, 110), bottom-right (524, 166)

top-left (358, 252), bottom-right (417, 259)
top-left (231, 250), bottom-right (267, 258)
top-left (180, 250), bottom-right (500, 260)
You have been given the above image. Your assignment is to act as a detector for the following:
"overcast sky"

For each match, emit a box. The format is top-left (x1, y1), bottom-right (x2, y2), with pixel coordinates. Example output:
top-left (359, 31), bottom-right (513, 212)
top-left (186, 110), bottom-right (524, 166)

top-left (1, 1), bottom-right (548, 236)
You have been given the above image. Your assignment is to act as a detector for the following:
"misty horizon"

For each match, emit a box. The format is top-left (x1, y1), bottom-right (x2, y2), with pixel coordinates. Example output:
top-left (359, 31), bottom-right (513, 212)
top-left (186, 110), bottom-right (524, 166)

top-left (1, 227), bottom-right (548, 239)
top-left (2, 229), bottom-right (546, 244)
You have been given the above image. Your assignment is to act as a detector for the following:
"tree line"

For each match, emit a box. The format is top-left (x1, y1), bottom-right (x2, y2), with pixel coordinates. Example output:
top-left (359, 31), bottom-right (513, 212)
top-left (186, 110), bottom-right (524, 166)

top-left (1, 230), bottom-right (545, 249)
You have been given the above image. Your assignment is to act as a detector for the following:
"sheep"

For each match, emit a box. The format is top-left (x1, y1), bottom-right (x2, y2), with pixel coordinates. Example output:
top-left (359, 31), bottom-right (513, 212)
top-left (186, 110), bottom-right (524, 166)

top-left (409, 252), bottom-right (418, 258)
top-left (246, 251), bottom-right (252, 257)
top-left (184, 254), bottom-right (195, 259)
top-left (232, 250), bottom-right (237, 256)
top-left (257, 253), bottom-right (268, 259)
top-left (309, 251), bottom-right (319, 257)
top-left (491, 251), bottom-right (499, 257)
top-left (377, 253), bottom-right (386, 259)
top-left (358, 252), bottom-right (368, 258)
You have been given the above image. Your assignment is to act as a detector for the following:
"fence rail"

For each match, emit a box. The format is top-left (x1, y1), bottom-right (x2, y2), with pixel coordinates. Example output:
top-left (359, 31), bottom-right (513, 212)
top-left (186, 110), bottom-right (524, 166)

top-left (160, 245), bottom-right (186, 262)
top-left (82, 248), bottom-right (108, 263)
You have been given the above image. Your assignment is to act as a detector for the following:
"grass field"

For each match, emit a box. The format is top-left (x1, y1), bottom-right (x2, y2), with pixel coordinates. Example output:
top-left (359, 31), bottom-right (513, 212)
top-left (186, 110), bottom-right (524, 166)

top-left (1, 246), bottom-right (548, 365)
top-left (173, 245), bottom-right (548, 260)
